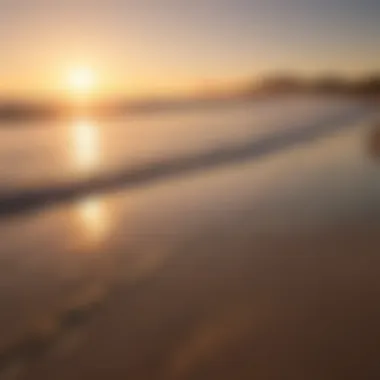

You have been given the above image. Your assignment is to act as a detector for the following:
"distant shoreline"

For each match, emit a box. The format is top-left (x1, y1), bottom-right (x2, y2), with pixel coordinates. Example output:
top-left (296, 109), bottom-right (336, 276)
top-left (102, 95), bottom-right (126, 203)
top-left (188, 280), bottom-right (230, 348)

top-left (1, 75), bottom-right (379, 123)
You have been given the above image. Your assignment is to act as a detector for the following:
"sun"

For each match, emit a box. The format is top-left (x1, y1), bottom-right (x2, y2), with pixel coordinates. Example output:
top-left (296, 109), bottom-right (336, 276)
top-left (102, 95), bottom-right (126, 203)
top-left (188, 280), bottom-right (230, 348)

top-left (67, 66), bottom-right (96, 96)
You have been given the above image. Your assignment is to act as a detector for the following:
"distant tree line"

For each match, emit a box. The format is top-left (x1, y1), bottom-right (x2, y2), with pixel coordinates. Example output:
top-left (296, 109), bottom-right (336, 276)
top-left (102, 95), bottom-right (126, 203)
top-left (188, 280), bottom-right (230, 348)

top-left (249, 74), bottom-right (380, 96)
top-left (1, 74), bottom-right (379, 122)
top-left (0, 102), bottom-right (62, 122)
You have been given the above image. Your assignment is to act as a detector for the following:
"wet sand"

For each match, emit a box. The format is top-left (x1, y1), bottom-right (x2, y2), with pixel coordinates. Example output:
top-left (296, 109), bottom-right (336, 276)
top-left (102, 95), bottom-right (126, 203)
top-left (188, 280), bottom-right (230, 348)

top-left (1, 114), bottom-right (380, 379)
top-left (2, 227), bottom-right (380, 380)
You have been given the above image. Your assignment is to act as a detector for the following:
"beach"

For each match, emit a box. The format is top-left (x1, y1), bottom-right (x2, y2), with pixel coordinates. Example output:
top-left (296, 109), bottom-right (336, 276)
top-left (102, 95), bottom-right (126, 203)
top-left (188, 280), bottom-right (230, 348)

top-left (0, 97), bottom-right (380, 379)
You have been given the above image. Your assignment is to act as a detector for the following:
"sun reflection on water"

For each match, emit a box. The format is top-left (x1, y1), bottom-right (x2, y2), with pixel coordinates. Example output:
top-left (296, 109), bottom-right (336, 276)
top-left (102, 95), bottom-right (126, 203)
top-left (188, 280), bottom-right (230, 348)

top-left (71, 118), bottom-right (101, 173)
top-left (70, 118), bottom-right (110, 246)
top-left (77, 196), bottom-right (109, 245)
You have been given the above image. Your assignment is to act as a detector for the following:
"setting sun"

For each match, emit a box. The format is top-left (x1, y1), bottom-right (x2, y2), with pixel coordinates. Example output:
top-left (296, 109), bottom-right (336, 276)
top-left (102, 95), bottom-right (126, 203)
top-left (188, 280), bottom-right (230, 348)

top-left (67, 66), bottom-right (97, 96)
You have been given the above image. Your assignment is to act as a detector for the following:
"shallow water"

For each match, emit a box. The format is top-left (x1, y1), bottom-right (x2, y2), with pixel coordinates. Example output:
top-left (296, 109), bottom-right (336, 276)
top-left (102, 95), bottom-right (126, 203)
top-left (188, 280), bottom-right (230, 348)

top-left (0, 96), bottom-right (369, 191)
top-left (0, 97), bottom-right (379, 380)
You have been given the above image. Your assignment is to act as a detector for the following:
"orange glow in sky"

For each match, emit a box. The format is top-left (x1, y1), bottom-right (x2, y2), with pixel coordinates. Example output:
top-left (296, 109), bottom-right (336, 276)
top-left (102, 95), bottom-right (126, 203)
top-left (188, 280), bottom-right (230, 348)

top-left (1, 1), bottom-right (379, 100)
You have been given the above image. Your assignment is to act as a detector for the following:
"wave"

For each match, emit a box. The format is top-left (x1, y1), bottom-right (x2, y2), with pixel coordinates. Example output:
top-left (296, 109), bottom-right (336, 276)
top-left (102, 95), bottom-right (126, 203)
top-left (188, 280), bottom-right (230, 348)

top-left (0, 104), bottom-right (376, 219)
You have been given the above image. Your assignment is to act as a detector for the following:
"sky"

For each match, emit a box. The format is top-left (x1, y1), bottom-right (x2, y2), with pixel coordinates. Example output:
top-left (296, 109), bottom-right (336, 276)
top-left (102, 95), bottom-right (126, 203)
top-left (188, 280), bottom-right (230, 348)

top-left (1, 0), bottom-right (379, 100)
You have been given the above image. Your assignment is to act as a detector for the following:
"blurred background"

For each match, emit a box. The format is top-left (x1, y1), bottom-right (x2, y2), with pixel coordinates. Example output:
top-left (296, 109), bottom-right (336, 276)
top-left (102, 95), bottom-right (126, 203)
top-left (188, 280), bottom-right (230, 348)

top-left (0, 1), bottom-right (379, 379)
